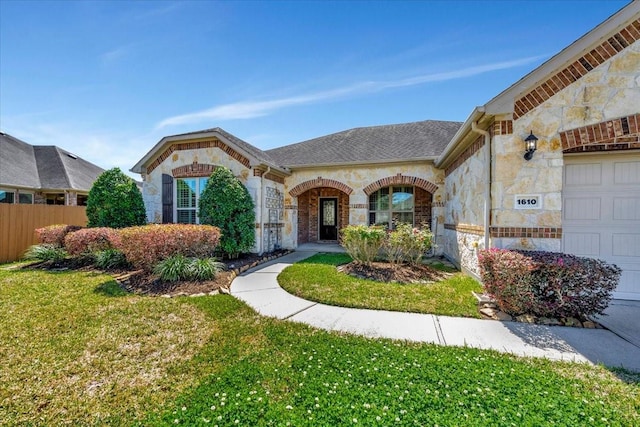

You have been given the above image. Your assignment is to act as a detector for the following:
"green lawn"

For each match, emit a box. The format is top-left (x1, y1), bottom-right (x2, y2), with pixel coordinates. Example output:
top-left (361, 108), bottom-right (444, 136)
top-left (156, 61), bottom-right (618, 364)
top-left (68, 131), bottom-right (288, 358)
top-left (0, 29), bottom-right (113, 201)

top-left (278, 253), bottom-right (484, 318)
top-left (1, 267), bottom-right (639, 426)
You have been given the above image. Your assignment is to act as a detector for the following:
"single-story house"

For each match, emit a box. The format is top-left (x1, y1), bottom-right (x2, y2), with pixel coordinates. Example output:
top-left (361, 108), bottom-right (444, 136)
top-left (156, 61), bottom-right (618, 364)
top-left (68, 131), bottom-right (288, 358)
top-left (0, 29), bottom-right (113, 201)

top-left (0, 132), bottom-right (106, 206)
top-left (132, 2), bottom-right (640, 300)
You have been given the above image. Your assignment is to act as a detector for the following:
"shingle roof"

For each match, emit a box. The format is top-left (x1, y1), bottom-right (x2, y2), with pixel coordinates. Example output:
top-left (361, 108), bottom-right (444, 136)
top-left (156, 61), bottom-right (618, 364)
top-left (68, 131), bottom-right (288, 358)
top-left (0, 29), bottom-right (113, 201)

top-left (0, 132), bottom-right (105, 191)
top-left (266, 120), bottom-right (463, 167)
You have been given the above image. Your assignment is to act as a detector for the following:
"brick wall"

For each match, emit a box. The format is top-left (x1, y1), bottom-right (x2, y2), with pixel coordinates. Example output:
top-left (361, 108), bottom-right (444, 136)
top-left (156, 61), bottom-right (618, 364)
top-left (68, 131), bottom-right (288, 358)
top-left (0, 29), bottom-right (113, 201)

top-left (297, 188), bottom-right (350, 243)
top-left (414, 187), bottom-right (432, 228)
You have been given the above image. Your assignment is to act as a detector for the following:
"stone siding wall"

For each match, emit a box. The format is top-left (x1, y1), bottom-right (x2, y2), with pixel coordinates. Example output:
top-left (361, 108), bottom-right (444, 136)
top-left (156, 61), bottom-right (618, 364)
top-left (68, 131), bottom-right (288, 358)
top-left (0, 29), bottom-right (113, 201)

top-left (492, 39), bottom-right (640, 251)
top-left (141, 146), bottom-right (265, 252)
top-left (282, 163), bottom-right (444, 249)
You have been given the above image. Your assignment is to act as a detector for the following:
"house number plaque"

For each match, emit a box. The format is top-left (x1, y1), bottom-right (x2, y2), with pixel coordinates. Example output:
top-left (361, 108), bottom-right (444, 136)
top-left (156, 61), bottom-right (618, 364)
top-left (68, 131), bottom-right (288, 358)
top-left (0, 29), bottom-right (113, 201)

top-left (514, 194), bottom-right (542, 210)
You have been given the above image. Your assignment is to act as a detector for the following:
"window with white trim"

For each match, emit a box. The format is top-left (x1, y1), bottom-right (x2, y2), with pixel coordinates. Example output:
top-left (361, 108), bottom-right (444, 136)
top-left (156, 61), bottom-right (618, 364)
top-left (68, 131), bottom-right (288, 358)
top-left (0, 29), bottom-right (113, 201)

top-left (18, 192), bottom-right (33, 204)
top-left (368, 186), bottom-right (414, 229)
top-left (175, 177), bottom-right (209, 224)
top-left (0, 189), bottom-right (15, 204)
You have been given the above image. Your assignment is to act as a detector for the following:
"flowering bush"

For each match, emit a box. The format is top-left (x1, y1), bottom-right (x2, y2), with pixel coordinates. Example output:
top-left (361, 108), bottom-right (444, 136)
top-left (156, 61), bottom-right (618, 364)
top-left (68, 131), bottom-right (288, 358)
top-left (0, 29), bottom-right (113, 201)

top-left (117, 224), bottom-right (221, 271)
top-left (64, 227), bottom-right (121, 256)
top-left (340, 223), bottom-right (433, 265)
top-left (478, 249), bottom-right (620, 318)
top-left (341, 224), bottom-right (386, 264)
top-left (385, 223), bottom-right (433, 265)
top-left (35, 224), bottom-right (83, 247)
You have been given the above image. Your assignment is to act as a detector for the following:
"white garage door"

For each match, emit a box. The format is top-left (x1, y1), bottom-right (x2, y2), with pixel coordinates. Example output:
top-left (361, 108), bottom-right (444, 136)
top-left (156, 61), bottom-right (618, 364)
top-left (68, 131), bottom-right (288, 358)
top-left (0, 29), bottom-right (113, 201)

top-left (563, 153), bottom-right (640, 300)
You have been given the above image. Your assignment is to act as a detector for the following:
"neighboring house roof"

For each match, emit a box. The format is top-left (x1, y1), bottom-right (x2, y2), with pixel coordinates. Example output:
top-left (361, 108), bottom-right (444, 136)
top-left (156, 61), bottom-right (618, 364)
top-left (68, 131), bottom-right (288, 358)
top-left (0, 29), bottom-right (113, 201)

top-left (0, 132), bottom-right (105, 191)
top-left (437, 1), bottom-right (640, 168)
top-left (266, 120), bottom-right (463, 168)
top-left (130, 127), bottom-right (288, 174)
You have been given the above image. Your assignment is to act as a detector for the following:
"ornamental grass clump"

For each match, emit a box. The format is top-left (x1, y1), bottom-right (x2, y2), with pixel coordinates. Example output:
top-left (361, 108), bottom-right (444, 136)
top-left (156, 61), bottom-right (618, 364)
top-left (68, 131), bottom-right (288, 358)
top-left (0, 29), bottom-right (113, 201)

top-left (478, 248), bottom-right (620, 318)
top-left (117, 224), bottom-right (221, 271)
top-left (154, 254), bottom-right (225, 282)
top-left (24, 244), bottom-right (67, 262)
top-left (341, 224), bottom-right (386, 265)
top-left (94, 248), bottom-right (130, 270)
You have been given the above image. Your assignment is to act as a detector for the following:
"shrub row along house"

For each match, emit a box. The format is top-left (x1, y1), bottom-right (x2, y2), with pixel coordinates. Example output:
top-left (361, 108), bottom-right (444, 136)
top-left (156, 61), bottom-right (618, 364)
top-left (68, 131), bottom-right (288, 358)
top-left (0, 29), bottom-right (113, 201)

top-left (132, 3), bottom-right (640, 300)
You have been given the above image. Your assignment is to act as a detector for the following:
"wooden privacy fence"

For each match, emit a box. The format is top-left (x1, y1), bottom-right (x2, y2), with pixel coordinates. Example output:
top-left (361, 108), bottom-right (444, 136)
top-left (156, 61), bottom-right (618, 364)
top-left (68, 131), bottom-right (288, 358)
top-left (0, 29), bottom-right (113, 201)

top-left (0, 204), bottom-right (87, 263)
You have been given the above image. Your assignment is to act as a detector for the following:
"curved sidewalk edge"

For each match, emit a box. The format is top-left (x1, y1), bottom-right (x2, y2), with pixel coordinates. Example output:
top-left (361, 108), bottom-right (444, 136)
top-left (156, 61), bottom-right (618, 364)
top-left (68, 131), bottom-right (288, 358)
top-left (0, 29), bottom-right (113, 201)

top-left (230, 251), bottom-right (640, 372)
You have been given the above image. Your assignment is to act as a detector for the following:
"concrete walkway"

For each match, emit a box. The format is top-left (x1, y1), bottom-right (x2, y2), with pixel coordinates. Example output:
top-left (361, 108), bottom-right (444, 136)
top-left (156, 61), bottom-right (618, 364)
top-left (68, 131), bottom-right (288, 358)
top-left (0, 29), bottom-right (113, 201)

top-left (231, 251), bottom-right (640, 372)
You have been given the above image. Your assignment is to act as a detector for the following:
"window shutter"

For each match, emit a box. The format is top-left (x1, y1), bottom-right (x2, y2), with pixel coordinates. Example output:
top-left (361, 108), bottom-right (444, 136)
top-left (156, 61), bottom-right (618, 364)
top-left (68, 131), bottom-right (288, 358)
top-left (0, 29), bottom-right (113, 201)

top-left (162, 174), bottom-right (173, 223)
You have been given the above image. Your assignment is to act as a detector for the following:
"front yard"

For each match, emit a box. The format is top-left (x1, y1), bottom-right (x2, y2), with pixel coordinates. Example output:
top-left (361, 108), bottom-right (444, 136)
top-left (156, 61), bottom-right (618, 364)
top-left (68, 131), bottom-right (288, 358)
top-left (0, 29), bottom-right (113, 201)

top-left (1, 267), bottom-right (639, 426)
top-left (278, 253), bottom-right (483, 318)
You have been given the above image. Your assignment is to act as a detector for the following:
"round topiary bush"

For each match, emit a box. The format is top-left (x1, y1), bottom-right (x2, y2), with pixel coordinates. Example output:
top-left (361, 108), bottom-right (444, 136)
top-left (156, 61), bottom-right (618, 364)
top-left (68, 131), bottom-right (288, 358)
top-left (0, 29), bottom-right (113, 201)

top-left (86, 168), bottom-right (147, 228)
top-left (198, 167), bottom-right (255, 259)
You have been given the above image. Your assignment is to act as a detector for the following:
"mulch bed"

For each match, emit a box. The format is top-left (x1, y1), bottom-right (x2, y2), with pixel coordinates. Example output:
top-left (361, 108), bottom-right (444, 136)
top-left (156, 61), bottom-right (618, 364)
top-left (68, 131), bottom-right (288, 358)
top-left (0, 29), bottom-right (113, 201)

top-left (24, 249), bottom-right (292, 297)
top-left (338, 261), bottom-right (453, 284)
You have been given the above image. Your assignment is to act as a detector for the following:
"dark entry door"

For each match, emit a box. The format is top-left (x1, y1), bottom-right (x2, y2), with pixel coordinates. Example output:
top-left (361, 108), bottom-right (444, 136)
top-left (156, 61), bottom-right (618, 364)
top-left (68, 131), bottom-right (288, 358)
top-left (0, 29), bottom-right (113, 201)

top-left (319, 198), bottom-right (338, 240)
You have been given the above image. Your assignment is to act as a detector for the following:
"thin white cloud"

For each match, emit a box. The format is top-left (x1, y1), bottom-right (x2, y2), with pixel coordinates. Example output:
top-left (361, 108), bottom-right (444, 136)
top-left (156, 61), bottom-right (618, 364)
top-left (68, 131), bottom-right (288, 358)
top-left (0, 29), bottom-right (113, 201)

top-left (156, 54), bottom-right (547, 129)
top-left (100, 45), bottom-right (131, 64)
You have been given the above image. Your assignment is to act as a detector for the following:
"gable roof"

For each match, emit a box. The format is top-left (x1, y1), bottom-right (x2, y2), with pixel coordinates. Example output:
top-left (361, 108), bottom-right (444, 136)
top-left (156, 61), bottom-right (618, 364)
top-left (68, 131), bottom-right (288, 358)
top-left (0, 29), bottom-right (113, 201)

top-left (130, 127), bottom-right (287, 174)
top-left (266, 120), bottom-right (462, 168)
top-left (437, 1), bottom-right (640, 168)
top-left (0, 132), bottom-right (105, 191)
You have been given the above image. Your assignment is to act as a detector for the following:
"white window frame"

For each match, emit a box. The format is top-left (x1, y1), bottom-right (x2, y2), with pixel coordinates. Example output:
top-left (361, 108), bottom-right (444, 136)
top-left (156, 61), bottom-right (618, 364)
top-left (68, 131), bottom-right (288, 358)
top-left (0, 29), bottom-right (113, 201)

top-left (368, 186), bottom-right (415, 229)
top-left (174, 177), bottom-right (209, 224)
top-left (0, 188), bottom-right (16, 204)
top-left (18, 191), bottom-right (34, 204)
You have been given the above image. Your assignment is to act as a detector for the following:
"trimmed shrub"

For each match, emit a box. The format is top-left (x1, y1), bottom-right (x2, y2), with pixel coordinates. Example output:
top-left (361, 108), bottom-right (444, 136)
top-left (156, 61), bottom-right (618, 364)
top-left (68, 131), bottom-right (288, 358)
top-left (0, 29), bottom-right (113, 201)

top-left (198, 167), bottom-right (255, 259)
top-left (153, 255), bottom-right (225, 282)
top-left (94, 249), bottom-right (130, 270)
top-left (385, 223), bottom-right (433, 265)
top-left (117, 224), bottom-right (220, 271)
top-left (341, 224), bottom-right (386, 264)
top-left (36, 224), bottom-right (83, 247)
top-left (478, 249), bottom-right (620, 318)
top-left (24, 244), bottom-right (67, 262)
top-left (64, 227), bottom-right (121, 256)
top-left (86, 168), bottom-right (147, 228)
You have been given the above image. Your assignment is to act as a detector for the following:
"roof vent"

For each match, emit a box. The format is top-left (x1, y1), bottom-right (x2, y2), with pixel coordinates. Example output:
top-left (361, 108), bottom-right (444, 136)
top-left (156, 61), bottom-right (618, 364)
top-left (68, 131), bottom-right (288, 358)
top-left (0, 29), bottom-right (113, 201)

top-left (67, 153), bottom-right (78, 159)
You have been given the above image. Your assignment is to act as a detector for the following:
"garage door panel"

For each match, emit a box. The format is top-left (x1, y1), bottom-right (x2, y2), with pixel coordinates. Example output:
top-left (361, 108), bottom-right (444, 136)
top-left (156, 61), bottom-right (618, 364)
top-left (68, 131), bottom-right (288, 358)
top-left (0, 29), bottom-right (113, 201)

top-left (563, 232), bottom-right (600, 256)
top-left (617, 270), bottom-right (640, 296)
top-left (613, 198), bottom-right (640, 220)
top-left (563, 197), bottom-right (601, 221)
top-left (565, 163), bottom-right (602, 186)
top-left (614, 160), bottom-right (640, 184)
top-left (612, 234), bottom-right (640, 257)
top-left (563, 154), bottom-right (640, 300)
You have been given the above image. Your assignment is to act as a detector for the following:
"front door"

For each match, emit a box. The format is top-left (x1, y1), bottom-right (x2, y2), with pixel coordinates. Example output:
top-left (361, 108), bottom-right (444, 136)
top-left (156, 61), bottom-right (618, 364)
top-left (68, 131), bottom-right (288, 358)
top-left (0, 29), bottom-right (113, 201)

top-left (319, 198), bottom-right (338, 240)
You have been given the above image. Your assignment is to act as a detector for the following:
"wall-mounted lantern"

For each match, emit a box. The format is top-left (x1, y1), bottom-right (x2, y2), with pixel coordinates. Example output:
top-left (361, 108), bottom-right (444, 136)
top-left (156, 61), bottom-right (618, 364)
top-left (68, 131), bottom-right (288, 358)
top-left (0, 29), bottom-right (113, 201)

top-left (524, 131), bottom-right (538, 161)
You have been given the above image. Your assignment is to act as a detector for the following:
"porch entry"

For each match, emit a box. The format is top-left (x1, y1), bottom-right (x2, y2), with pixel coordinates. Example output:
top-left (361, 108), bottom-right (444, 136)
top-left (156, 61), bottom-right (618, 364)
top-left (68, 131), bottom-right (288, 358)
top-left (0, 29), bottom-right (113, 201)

top-left (319, 198), bottom-right (338, 240)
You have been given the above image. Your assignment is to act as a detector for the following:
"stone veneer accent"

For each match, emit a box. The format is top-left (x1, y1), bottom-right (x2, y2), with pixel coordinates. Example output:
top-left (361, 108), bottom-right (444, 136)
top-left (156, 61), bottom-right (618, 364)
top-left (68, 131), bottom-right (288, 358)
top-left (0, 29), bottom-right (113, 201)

top-left (514, 18), bottom-right (640, 119)
top-left (362, 173), bottom-right (438, 195)
top-left (560, 114), bottom-right (640, 153)
top-left (444, 223), bottom-right (484, 236)
top-left (289, 177), bottom-right (354, 197)
top-left (147, 137), bottom-right (251, 173)
top-left (253, 168), bottom-right (286, 184)
top-left (172, 162), bottom-right (217, 178)
top-left (444, 135), bottom-right (484, 177)
top-left (490, 227), bottom-right (562, 239)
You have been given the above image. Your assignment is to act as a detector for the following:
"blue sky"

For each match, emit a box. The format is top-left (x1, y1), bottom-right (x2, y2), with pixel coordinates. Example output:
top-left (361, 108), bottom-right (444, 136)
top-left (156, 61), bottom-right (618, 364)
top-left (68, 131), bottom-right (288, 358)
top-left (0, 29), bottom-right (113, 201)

top-left (0, 1), bottom-right (630, 177)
